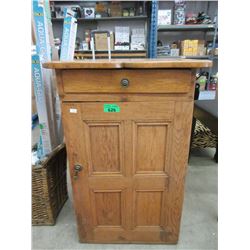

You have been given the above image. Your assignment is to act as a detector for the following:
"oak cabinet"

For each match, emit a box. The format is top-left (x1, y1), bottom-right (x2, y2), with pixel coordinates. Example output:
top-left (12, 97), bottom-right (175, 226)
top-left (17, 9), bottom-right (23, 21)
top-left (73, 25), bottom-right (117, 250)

top-left (44, 59), bottom-right (212, 243)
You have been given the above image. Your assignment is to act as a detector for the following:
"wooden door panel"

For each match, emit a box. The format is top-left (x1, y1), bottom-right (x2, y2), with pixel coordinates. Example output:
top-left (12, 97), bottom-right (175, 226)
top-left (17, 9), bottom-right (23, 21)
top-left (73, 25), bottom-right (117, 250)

top-left (132, 121), bottom-right (173, 174)
top-left (134, 191), bottom-right (163, 226)
top-left (90, 190), bottom-right (123, 227)
top-left (83, 121), bottom-right (125, 176)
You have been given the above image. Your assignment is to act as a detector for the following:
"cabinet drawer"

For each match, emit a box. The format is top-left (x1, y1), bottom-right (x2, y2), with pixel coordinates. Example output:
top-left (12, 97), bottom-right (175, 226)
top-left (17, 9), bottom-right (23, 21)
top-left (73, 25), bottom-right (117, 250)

top-left (62, 69), bottom-right (192, 94)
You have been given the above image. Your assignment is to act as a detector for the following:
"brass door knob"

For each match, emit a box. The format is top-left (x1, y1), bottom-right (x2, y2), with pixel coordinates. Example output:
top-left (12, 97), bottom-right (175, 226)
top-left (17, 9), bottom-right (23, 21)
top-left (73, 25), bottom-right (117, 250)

top-left (73, 164), bottom-right (83, 180)
top-left (120, 79), bottom-right (129, 88)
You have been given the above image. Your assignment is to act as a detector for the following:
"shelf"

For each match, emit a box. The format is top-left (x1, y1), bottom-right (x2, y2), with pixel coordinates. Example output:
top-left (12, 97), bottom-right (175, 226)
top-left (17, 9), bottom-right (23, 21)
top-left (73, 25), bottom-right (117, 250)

top-left (74, 50), bottom-right (147, 59)
top-left (157, 55), bottom-right (212, 59)
top-left (158, 24), bottom-right (216, 32)
top-left (198, 91), bottom-right (216, 100)
top-left (52, 16), bottom-right (148, 22)
top-left (75, 49), bottom-right (146, 53)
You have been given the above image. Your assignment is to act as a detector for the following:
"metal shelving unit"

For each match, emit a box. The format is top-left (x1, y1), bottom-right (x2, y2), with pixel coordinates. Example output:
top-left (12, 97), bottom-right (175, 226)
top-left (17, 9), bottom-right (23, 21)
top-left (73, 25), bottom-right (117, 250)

top-left (158, 24), bottom-right (215, 31)
top-left (148, 0), bottom-right (218, 100)
top-left (157, 55), bottom-right (212, 59)
top-left (148, 0), bottom-right (158, 58)
top-left (52, 16), bottom-right (148, 22)
top-left (51, 1), bottom-right (150, 58)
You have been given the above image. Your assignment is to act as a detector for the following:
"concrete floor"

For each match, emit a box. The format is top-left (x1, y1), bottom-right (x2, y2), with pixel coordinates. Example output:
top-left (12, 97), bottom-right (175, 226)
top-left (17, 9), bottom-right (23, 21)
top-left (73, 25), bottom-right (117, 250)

top-left (32, 148), bottom-right (217, 250)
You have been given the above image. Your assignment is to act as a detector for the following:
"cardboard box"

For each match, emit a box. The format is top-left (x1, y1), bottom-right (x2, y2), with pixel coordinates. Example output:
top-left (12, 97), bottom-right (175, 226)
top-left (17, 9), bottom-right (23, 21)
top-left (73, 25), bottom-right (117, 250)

top-left (131, 28), bottom-right (144, 36)
top-left (170, 49), bottom-right (180, 56)
top-left (110, 2), bottom-right (122, 17)
top-left (114, 45), bottom-right (130, 50)
top-left (181, 40), bottom-right (205, 56)
top-left (84, 8), bottom-right (95, 18)
top-left (158, 9), bottom-right (172, 25)
top-left (33, 0), bottom-right (60, 156)
top-left (130, 28), bottom-right (145, 50)
top-left (131, 36), bottom-right (145, 50)
top-left (60, 16), bottom-right (77, 60)
top-left (131, 43), bottom-right (145, 50)
top-left (32, 54), bottom-right (54, 156)
top-left (32, 81), bottom-right (37, 115)
top-left (115, 26), bottom-right (130, 44)
top-left (95, 32), bottom-right (114, 51)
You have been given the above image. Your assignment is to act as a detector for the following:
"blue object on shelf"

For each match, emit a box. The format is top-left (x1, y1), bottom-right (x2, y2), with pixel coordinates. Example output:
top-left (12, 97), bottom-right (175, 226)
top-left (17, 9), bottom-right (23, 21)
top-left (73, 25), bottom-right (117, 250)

top-left (148, 0), bottom-right (158, 58)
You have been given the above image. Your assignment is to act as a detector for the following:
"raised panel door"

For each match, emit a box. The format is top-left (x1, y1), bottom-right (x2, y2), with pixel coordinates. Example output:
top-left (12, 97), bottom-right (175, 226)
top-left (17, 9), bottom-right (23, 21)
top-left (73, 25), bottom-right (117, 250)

top-left (62, 101), bottom-right (193, 243)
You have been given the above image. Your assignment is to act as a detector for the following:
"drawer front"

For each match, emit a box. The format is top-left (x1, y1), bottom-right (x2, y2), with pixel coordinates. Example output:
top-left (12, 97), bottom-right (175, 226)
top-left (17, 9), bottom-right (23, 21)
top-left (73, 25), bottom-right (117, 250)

top-left (62, 69), bottom-right (192, 94)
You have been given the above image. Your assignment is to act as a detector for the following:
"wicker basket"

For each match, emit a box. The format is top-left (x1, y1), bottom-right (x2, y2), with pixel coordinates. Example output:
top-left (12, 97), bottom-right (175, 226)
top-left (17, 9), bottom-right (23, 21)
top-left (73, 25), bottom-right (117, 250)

top-left (32, 143), bottom-right (68, 225)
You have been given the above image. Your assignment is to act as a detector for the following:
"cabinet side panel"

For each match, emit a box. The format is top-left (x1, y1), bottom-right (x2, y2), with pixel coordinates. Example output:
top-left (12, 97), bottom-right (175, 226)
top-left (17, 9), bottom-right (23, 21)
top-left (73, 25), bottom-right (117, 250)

top-left (55, 70), bottom-right (65, 98)
top-left (164, 101), bottom-right (194, 242)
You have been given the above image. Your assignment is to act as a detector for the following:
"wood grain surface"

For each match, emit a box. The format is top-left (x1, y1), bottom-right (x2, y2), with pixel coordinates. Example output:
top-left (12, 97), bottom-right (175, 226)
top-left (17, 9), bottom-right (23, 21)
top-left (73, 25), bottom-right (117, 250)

top-left (62, 69), bottom-right (192, 94)
top-left (55, 61), bottom-right (207, 243)
top-left (43, 58), bottom-right (212, 69)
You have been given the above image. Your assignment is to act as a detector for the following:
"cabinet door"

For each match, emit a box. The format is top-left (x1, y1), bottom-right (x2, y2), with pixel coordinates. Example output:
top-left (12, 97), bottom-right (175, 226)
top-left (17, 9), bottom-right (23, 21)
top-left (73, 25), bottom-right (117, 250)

top-left (62, 101), bottom-right (193, 243)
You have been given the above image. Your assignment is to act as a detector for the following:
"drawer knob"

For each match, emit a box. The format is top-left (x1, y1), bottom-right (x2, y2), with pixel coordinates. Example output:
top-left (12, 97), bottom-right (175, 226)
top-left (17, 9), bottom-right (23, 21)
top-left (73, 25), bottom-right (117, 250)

top-left (120, 79), bottom-right (129, 88)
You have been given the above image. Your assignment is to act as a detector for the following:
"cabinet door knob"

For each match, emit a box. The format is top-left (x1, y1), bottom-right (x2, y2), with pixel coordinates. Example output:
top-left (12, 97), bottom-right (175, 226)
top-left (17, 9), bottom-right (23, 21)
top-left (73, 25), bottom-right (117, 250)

top-left (73, 164), bottom-right (83, 180)
top-left (120, 78), bottom-right (129, 88)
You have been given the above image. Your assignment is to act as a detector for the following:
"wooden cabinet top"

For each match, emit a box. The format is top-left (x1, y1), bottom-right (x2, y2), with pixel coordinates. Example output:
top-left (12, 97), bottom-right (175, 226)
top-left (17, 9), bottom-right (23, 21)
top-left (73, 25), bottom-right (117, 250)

top-left (43, 58), bottom-right (212, 69)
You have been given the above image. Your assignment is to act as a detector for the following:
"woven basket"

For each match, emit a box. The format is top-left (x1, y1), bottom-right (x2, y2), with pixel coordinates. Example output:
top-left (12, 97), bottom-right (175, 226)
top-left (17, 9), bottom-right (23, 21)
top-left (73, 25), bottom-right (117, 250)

top-left (32, 143), bottom-right (68, 225)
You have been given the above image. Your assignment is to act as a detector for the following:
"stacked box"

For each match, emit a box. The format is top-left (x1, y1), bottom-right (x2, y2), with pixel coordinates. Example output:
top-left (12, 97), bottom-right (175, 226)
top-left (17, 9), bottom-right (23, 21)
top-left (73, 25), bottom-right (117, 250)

top-left (95, 32), bottom-right (114, 51)
top-left (60, 16), bottom-right (77, 61)
top-left (181, 40), bottom-right (205, 56)
top-left (44, 0), bottom-right (59, 60)
top-left (114, 26), bottom-right (130, 50)
top-left (32, 54), bottom-right (54, 156)
top-left (44, 0), bottom-right (63, 147)
top-left (110, 2), bottom-right (122, 17)
top-left (158, 9), bottom-right (172, 25)
top-left (33, 0), bottom-right (59, 156)
top-left (131, 28), bottom-right (145, 51)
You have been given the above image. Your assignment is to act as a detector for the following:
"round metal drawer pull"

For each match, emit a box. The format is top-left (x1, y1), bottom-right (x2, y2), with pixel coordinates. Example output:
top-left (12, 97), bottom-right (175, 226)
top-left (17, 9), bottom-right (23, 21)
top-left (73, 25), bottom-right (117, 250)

top-left (120, 78), bottom-right (129, 88)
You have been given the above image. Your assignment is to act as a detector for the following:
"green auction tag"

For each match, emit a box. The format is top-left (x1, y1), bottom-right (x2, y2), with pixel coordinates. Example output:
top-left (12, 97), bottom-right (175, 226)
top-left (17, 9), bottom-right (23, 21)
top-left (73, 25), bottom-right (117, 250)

top-left (104, 104), bottom-right (120, 113)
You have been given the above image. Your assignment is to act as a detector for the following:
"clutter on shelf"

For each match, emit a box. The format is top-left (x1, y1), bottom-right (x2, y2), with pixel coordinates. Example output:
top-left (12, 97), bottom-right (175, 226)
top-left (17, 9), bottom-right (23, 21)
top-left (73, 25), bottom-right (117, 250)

top-left (50, 1), bottom-right (147, 53)
top-left (157, 44), bottom-right (171, 57)
top-left (55, 25), bottom-right (146, 52)
top-left (158, 0), bottom-right (216, 26)
top-left (195, 71), bottom-right (218, 91)
top-left (157, 39), bottom-right (217, 57)
top-left (181, 40), bottom-right (206, 56)
top-left (32, 0), bottom-right (63, 160)
top-left (185, 12), bottom-right (213, 24)
top-left (50, 1), bottom-right (146, 19)
top-left (208, 74), bottom-right (218, 91)
top-left (174, 0), bottom-right (186, 25)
